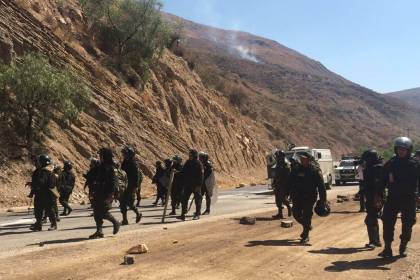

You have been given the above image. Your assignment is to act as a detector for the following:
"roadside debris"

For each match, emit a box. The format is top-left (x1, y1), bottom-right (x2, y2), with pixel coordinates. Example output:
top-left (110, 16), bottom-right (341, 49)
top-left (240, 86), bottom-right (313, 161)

top-left (237, 183), bottom-right (246, 189)
top-left (123, 255), bottom-right (135, 265)
top-left (281, 220), bottom-right (293, 228)
top-left (128, 243), bottom-right (149, 254)
top-left (240, 216), bottom-right (256, 225)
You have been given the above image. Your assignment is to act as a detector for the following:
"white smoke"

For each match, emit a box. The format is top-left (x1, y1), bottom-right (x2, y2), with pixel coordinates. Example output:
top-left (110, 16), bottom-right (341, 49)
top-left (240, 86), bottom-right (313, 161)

top-left (233, 45), bottom-right (259, 63)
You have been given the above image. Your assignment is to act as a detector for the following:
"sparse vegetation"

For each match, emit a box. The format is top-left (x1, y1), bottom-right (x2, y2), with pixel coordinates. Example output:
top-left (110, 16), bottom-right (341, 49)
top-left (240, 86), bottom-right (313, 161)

top-left (79, 0), bottom-right (174, 88)
top-left (0, 53), bottom-right (91, 151)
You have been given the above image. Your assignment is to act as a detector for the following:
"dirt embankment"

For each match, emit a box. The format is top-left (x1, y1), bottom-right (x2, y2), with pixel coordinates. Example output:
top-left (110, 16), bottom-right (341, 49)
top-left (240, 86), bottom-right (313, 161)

top-left (0, 0), bottom-right (267, 207)
top-left (1, 201), bottom-right (418, 280)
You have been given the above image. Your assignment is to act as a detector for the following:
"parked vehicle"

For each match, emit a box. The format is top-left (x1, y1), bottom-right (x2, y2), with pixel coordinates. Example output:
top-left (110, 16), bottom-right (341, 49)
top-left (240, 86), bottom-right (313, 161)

top-left (334, 159), bottom-right (360, 185)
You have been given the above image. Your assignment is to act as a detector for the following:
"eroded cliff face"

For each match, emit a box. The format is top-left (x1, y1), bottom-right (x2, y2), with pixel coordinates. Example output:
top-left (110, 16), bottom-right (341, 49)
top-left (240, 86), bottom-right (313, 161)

top-left (0, 0), bottom-right (267, 207)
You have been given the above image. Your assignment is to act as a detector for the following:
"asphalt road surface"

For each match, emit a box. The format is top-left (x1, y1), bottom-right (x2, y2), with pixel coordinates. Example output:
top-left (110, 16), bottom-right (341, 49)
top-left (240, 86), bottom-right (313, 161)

top-left (0, 185), bottom-right (358, 256)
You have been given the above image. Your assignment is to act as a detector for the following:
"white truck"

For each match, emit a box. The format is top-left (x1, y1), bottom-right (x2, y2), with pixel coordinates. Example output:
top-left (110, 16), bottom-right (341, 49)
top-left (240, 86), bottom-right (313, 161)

top-left (267, 146), bottom-right (334, 189)
top-left (333, 158), bottom-right (361, 185)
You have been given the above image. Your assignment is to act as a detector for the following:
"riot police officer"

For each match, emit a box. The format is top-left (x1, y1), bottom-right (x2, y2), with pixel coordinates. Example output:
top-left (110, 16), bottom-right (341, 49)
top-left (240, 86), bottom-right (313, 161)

top-left (120, 145), bottom-right (142, 225)
top-left (271, 150), bottom-right (291, 219)
top-left (169, 155), bottom-right (183, 216)
top-left (361, 149), bottom-right (385, 248)
top-left (200, 152), bottom-right (214, 215)
top-left (379, 137), bottom-right (419, 258)
top-left (89, 148), bottom-right (120, 239)
top-left (290, 152), bottom-right (326, 244)
top-left (58, 160), bottom-right (75, 216)
top-left (179, 149), bottom-right (203, 221)
top-left (29, 154), bottom-right (58, 231)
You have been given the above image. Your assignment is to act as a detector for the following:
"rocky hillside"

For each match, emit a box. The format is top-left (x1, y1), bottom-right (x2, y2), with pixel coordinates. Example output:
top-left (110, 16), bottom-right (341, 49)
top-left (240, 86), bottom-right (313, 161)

top-left (166, 14), bottom-right (420, 152)
top-left (388, 87), bottom-right (420, 108)
top-left (0, 0), bottom-right (266, 207)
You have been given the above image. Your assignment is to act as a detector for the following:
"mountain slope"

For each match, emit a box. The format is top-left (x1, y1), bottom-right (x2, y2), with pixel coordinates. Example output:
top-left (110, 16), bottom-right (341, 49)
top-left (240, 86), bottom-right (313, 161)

top-left (388, 87), bottom-right (420, 108)
top-left (166, 14), bottom-right (420, 152)
top-left (0, 0), bottom-right (265, 207)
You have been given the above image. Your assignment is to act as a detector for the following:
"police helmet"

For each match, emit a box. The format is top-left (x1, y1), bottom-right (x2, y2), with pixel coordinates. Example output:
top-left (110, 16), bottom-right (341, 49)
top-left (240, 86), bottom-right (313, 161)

top-left (394, 137), bottom-right (413, 155)
top-left (314, 200), bottom-right (331, 217)
top-left (64, 160), bottom-right (73, 171)
top-left (189, 149), bottom-right (199, 159)
top-left (121, 145), bottom-right (135, 158)
top-left (38, 154), bottom-right (51, 167)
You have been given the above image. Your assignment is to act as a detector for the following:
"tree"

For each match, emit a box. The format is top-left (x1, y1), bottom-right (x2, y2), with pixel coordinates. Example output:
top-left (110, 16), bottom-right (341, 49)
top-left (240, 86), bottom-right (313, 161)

top-left (0, 53), bottom-right (91, 151)
top-left (80, 0), bottom-right (173, 85)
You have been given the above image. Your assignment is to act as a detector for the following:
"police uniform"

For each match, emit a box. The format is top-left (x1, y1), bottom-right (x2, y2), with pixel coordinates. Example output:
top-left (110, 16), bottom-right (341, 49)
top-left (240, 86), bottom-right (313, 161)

top-left (290, 155), bottom-right (326, 243)
top-left (120, 158), bottom-right (142, 225)
top-left (272, 156), bottom-right (291, 219)
top-left (58, 168), bottom-right (75, 216)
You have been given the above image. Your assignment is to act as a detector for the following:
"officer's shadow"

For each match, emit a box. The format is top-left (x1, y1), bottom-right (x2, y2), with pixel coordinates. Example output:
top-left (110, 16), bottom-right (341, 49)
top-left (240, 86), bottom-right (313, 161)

top-left (308, 247), bottom-right (373, 255)
top-left (246, 239), bottom-right (312, 247)
top-left (324, 257), bottom-right (397, 272)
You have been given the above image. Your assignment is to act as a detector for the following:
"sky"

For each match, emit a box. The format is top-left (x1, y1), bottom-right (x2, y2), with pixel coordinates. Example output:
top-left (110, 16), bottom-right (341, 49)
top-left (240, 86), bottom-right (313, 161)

top-left (163, 0), bottom-right (420, 93)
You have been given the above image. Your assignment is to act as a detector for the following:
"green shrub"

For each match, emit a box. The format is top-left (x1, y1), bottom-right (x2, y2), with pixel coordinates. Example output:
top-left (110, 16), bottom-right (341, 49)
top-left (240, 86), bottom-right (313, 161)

top-left (80, 0), bottom-right (173, 85)
top-left (0, 53), bottom-right (91, 151)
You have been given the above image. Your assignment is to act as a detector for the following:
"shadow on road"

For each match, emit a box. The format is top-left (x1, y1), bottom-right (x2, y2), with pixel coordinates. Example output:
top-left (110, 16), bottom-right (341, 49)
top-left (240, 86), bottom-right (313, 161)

top-left (309, 247), bottom-right (373, 255)
top-left (246, 239), bottom-right (311, 247)
top-left (0, 230), bottom-right (34, 236)
top-left (330, 211), bottom-right (362, 215)
top-left (28, 237), bottom-right (89, 246)
top-left (325, 257), bottom-right (397, 272)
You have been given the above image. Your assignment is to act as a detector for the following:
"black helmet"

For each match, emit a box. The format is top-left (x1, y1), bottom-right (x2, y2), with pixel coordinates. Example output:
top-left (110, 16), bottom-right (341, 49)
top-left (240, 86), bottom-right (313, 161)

top-left (53, 165), bottom-right (61, 173)
top-left (164, 158), bottom-right (173, 168)
top-left (90, 157), bottom-right (100, 168)
top-left (38, 154), bottom-right (51, 167)
top-left (394, 137), bottom-right (413, 155)
top-left (98, 148), bottom-right (113, 164)
top-left (361, 149), bottom-right (379, 163)
top-left (314, 200), bottom-right (330, 217)
top-left (189, 149), bottom-right (198, 159)
top-left (155, 161), bottom-right (162, 167)
top-left (121, 145), bottom-right (135, 158)
top-left (64, 160), bottom-right (73, 171)
top-left (172, 154), bottom-right (182, 163)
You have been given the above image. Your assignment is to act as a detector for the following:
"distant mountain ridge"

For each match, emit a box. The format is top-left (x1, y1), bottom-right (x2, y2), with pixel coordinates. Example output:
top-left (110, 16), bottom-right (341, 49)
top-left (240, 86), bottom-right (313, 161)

top-left (387, 87), bottom-right (420, 107)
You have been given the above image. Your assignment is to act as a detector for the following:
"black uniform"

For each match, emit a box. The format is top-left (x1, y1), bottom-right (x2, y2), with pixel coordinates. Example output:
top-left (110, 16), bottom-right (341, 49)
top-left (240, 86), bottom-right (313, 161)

top-left (181, 159), bottom-right (203, 218)
top-left (272, 159), bottom-right (291, 219)
top-left (363, 159), bottom-right (385, 247)
top-left (290, 162), bottom-right (326, 240)
top-left (90, 162), bottom-right (119, 238)
top-left (58, 169), bottom-right (75, 215)
top-left (170, 162), bottom-right (183, 215)
top-left (201, 160), bottom-right (214, 214)
top-left (30, 167), bottom-right (57, 230)
top-left (382, 156), bottom-right (419, 249)
top-left (120, 158), bottom-right (142, 224)
top-left (152, 164), bottom-right (166, 205)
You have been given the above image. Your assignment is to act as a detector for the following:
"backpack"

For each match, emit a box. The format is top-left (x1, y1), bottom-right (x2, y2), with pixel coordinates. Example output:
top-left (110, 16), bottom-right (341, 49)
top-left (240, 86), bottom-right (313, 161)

top-left (114, 167), bottom-right (128, 199)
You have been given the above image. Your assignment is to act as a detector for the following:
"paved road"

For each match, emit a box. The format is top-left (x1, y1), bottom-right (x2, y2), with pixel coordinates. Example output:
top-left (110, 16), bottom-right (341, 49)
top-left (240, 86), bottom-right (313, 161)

top-left (0, 185), bottom-right (358, 255)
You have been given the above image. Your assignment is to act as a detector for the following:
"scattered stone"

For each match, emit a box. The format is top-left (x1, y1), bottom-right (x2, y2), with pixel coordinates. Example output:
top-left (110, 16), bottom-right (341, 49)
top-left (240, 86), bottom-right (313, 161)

top-left (127, 243), bottom-right (149, 254)
top-left (123, 255), bottom-right (135, 265)
top-left (250, 183), bottom-right (257, 187)
top-left (80, 201), bottom-right (86, 206)
top-left (163, 227), bottom-right (168, 230)
top-left (281, 220), bottom-right (293, 228)
top-left (337, 199), bottom-right (344, 203)
top-left (342, 197), bottom-right (350, 202)
top-left (6, 209), bottom-right (14, 213)
top-left (240, 216), bottom-right (256, 225)
top-left (39, 243), bottom-right (44, 247)
top-left (337, 195), bottom-right (348, 199)
top-left (173, 240), bottom-right (179, 244)
top-left (237, 183), bottom-right (246, 188)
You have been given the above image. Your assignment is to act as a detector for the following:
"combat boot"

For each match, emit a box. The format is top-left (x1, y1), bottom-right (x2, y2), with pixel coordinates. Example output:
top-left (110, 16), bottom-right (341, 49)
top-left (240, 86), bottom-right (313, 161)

top-left (30, 223), bottom-right (42, 231)
top-left (202, 209), bottom-right (210, 215)
top-left (378, 243), bottom-right (393, 258)
top-left (135, 212), bottom-right (142, 224)
top-left (193, 213), bottom-right (200, 220)
top-left (272, 212), bottom-right (284, 220)
top-left (399, 240), bottom-right (408, 257)
top-left (177, 214), bottom-right (186, 221)
top-left (108, 215), bottom-right (120, 235)
top-left (365, 226), bottom-right (375, 248)
top-left (67, 207), bottom-right (72, 216)
top-left (48, 223), bottom-right (57, 231)
top-left (287, 205), bottom-right (292, 217)
top-left (60, 209), bottom-right (67, 216)
top-left (169, 209), bottom-right (177, 215)
top-left (89, 225), bottom-right (104, 239)
top-left (121, 212), bottom-right (129, 226)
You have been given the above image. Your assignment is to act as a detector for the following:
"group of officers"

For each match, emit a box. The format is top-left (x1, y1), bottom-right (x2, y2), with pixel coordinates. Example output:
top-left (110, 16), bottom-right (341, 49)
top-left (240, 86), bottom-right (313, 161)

top-left (270, 136), bottom-right (418, 258)
top-left (26, 146), bottom-right (215, 239)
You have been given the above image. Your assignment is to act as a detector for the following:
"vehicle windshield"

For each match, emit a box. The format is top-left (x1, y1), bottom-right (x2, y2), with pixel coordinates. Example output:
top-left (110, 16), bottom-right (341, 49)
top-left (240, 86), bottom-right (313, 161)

top-left (339, 161), bottom-right (355, 167)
